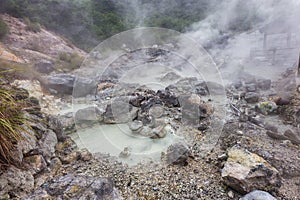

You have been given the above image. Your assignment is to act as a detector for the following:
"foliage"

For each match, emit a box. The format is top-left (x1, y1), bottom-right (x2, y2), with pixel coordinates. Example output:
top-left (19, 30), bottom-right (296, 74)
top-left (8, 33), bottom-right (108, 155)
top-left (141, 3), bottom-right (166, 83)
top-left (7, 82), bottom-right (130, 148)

top-left (0, 77), bottom-right (28, 167)
top-left (0, 17), bottom-right (9, 40)
top-left (59, 52), bottom-right (84, 70)
top-left (24, 17), bottom-right (41, 33)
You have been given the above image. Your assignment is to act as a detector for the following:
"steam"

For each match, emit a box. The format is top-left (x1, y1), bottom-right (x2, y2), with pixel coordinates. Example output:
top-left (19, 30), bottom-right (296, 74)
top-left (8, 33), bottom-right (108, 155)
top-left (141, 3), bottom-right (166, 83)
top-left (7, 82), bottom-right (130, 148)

top-left (185, 0), bottom-right (300, 80)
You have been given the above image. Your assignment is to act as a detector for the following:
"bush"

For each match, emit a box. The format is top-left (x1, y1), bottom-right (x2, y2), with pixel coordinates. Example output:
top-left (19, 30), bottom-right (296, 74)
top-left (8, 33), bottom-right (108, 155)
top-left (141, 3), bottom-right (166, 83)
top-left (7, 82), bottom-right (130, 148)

top-left (0, 81), bottom-right (28, 167)
top-left (0, 17), bottom-right (9, 40)
top-left (24, 17), bottom-right (41, 33)
top-left (59, 52), bottom-right (83, 70)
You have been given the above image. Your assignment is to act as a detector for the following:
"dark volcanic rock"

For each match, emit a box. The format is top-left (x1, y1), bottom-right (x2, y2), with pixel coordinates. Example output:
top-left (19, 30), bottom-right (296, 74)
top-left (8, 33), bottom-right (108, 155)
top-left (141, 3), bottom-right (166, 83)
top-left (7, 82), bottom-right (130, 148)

top-left (42, 74), bottom-right (75, 95)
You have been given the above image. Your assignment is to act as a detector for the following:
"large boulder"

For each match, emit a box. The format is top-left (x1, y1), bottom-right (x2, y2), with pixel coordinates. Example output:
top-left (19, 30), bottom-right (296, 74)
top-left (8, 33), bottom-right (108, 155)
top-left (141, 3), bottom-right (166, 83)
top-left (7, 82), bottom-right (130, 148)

top-left (166, 143), bottom-right (191, 166)
top-left (75, 106), bottom-right (104, 128)
top-left (42, 74), bottom-right (75, 95)
top-left (221, 146), bottom-right (281, 194)
top-left (41, 174), bottom-right (122, 200)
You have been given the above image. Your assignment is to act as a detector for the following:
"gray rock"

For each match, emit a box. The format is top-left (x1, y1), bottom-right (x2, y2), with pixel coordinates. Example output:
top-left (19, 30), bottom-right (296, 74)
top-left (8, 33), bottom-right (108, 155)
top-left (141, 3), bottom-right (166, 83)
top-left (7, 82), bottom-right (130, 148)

top-left (222, 146), bottom-right (281, 193)
top-left (257, 79), bottom-right (272, 90)
top-left (244, 92), bottom-right (259, 103)
top-left (44, 174), bottom-right (122, 200)
top-left (42, 74), bottom-right (75, 95)
top-left (34, 60), bottom-right (55, 74)
top-left (75, 106), bottom-right (104, 128)
top-left (245, 84), bottom-right (256, 92)
top-left (38, 129), bottom-right (58, 161)
top-left (0, 166), bottom-right (34, 198)
top-left (23, 155), bottom-right (47, 175)
top-left (104, 97), bottom-right (138, 124)
top-left (59, 112), bottom-right (76, 134)
top-left (284, 129), bottom-right (300, 145)
top-left (47, 115), bottom-right (66, 142)
top-left (73, 76), bottom-right (97, 98)
top-left (240, 190), bottom-right (276, 200)
top-left (166, 143), bottom-right (191, 166)
top-left (129, 120), bottom-right (143, 133)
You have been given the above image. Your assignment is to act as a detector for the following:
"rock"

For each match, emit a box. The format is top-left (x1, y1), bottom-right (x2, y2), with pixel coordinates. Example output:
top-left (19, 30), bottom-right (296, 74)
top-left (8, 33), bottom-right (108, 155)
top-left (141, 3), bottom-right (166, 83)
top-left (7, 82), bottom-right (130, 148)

top-left (283, 129), bottom-right (300, 145)
top-left (38, 129), bottom-right (58, 161)
top-left (129, 120), bottom-right (143, 133)
top-left (166, 143), bottom-right (191, 166)
top-left (196, 81), bottom-right (225, 95)
top-left (23, 155), bottom-right (47, 175)
top-left (245, 84), bottom-right (256, 92)
top-left (73, 76), bottom-right (97, 98)
top-left (221, 146), bottom-right (281, 193)
top-left (273, 97), bottom-right (290, 106)
top-left (18, 126), bottom-right (37, 155)
top-left (266, 131), bottom-right (288, 140)
top-left (256, 79), bottom-right (271, 90)
top-left (104, 97), bottom-right (138, 124)
top-left (79, 148), bottom-right (93, 161)
top-left (179, 94), bottom-right (212, 126)
top-left (60, 151), bottom-right (80, 164)
top-left (255, 101), bottom-right (277, 115)
top-left (75, 106), bottom-right (104, 128)
top-left (45, 174), bottom-right (122, 200)
top-left (264, 124), bottom-right (278, 133)
top-left (0, 166), bottom-right (34, 198)
top-left (47, 115), bottom-right (66, 142)
top-left (34, 60), bottom-right (55, 74)
top-left (49, 157), bottom-right (62, 176)
top-left (244, 92), bottom-right (259, 103)
top-left (240, 190), bottom-right (276, 200)
top-left (42, 74), bottom-right (75, 95)
top-left (157, 90), bottom-right (179, 107)
top-left (119, 147), bottom-right (131, 158)
top-left (59, 112), bottom-right (76, 134)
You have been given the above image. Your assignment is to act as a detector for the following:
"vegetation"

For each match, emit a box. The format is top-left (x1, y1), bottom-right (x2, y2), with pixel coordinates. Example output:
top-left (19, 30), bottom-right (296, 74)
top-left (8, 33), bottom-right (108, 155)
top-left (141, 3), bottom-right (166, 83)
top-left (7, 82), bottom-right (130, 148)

top-left (24, 17), bottom-right (41, 33)
top-left (0, 17), bottom-right (9, 40)
top-left (0, 77), bottom-right (28, 167)
top-left (58, 52), bottom-right (84, 71)
top-left (0, 0), bottom-right (212, 50)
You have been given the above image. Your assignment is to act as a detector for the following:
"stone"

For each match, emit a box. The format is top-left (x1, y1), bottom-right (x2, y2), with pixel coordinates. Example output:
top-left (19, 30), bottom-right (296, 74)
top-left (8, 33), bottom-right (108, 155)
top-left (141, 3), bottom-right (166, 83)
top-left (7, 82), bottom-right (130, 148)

top-left (38, 129), bottom-right (58, 161)
top-left (157, 90), bottom-right (179, 107)
top-left (73, 76), bottom-right (97, 98)
top-left (104, 97), bottom-right (138, 124)
top-left (47, 115), bottom-right (66, 142)
top-left (240, 190), bottom-right (276, 200)
top-left (245, 84), bottom-right (256, 92)
top-left (34, 60), bottom-right (55, 74)
top-left (221, 146), bottom-right (281, 193)
top-left (244, 92), bottom-right (259, 103)
top-left (160, 71), bottom-right (181, 81)
top-left (266, 131), bottom-right (288, 140)
top-left (41, 74), bottom-right (75, 95)
top-left (59, 112), bottom-right (76, 134)
top-left (49, 157), bottom-right (62, 176)
top-left (195, 81), bottom-right (225, 95)
top-left (166, 143), bottom-right (191, 166)
top-left (256, 79), bottom-right (271, 90)
top-left (129, 120), bottom-right (143, 133)
top-left (75, 106), bottom-right (104, 128)
top-left (283, 129), bottom-right (300, 145)
top-left (44, 174), bottom-right (122, 200)
top-left (23, 155), bottom-right (47, 175)
top-left (0, 166), bottom-right (34, 198)
top-left (80, 148), bottom-right (93, 161)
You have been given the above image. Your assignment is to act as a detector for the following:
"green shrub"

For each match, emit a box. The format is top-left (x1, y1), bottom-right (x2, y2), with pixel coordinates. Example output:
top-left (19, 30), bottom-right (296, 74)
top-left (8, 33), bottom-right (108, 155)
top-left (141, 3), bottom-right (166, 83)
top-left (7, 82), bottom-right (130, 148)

top-left (24, 17), bottom-right (41, 33)
top-left (0, 18), bottom-right (9, 40)
top-left (59, 52), bottom-right (83, 71)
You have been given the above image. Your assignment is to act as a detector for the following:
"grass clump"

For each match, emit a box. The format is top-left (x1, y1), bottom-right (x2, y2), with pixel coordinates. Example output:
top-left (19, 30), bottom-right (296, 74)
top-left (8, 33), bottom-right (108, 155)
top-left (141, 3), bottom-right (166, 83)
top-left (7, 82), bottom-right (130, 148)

top-left (58, 52), bottom-right (83, 71)
top-left (0, 81), bottom-right (28, 167)
top-left (0, 17), bottom-right (9, 40)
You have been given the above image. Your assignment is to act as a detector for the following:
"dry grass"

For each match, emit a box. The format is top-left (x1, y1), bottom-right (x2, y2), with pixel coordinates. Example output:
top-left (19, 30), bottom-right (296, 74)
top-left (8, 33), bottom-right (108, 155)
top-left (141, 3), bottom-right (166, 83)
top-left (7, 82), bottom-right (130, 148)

top-left (0, 84), bottom-right (28, 167)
